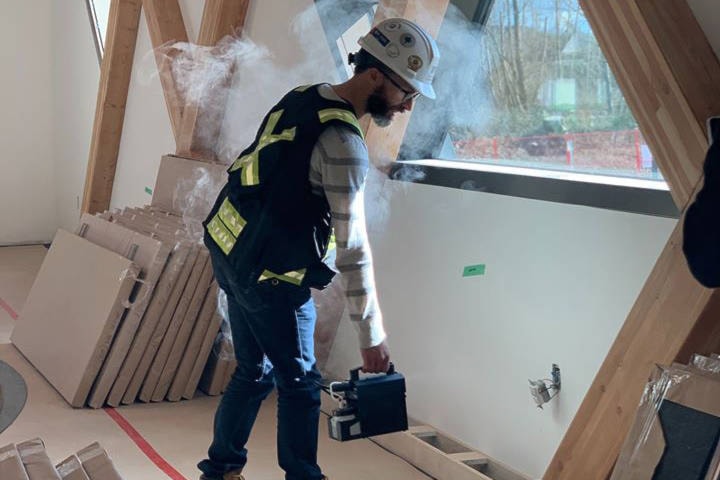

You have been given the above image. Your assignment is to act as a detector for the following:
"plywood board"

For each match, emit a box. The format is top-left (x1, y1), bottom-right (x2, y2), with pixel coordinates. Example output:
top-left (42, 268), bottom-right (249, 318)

top-left (127, 246), bottom-right (201, 403)
top-left (17, 438), bottom-right (61, 480)
top-left (140, 250), bottom-right (209, 401)
top-left (76, 443), bottom-right (122, 480)
top-left (107, 244), bottom-right (191, 406)
top-left (0, 443), bottom-right (29, 480)
top-left (55, 456), bottom-right (89, 480)
top-left (77, 215), bottom-right (172, 408)
top-left (152, 257), bottom-right (214, 401)
top-left (151, 155), bottom-right (226, 216)
top-left (199, 333), bottom-right (233, 396)
top-left (11, 229), bottom-right (138, 407)
top-left (168, 283), bottom-right (218, 401)
top-left (182, 300), bottom-right (223, 399)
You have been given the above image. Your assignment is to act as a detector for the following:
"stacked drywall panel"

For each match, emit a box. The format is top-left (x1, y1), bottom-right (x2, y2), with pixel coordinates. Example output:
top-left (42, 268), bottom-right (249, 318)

top-left (11, 230), bottom-right (140, 408)
top-left (11, 154), bottom-right (233, 408)
top-left (94, 206), bottom-right (229, 405)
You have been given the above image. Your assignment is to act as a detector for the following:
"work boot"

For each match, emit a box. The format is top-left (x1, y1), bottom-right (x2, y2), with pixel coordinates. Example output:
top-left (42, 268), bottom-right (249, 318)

top-left (199, 470), bottom-right (244, 480)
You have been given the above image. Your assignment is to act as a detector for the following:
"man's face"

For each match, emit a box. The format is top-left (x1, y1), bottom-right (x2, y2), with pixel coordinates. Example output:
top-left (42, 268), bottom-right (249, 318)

top-left (366, 70), bottom-right (417, 127)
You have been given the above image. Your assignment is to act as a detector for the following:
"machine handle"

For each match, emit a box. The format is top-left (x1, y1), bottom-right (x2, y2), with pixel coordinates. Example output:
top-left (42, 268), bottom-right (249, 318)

top-left (350, 362), bottom-right (396, 382)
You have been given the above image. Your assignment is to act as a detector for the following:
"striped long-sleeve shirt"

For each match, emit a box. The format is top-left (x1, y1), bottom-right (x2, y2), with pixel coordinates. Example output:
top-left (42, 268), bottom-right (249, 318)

top-left (308, 84), bottom-right (386, 349)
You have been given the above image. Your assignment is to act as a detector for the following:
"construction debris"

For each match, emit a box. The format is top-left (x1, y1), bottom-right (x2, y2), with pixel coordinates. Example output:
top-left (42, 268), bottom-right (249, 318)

top-left (0, 439), bottom-right (120, 480)
top-left (611, 353), bottom-right (720, 479)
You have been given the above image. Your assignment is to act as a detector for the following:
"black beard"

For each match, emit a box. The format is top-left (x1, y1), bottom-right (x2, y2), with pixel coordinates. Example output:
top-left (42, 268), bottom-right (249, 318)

top-left (366, 89), bottom-right (393, 127)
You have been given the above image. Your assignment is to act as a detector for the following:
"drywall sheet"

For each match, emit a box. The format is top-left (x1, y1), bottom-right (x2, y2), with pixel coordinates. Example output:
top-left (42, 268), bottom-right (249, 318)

top-left (200, 333), bottom-right (234, 396)
top-left (0, 443), bottom-right (30, 480)
top-left (17, 438), bottom-right (61, 480)
top-left (55, 456), bottom-right (89, 480)
top-left (11, 229), bottom-right (138, 407)
top-left (183, 298), bottom-right (223, 399)
top-left (78, 215), bottom-right (172, 408)
top-left (152, 257), bottom-right (213, 401)
top-left (128, 247), bottom-right (202, 403)
top-left (107, 244), bottom-right (191, 406)
top-left (140, 250), bottom-right (209, 401)
top-left (76, 443), bottom-right (122, 480)
top-left (151, 155), bottom-right (226, 216)
top-left (168, 282), bottom-right (218, 401)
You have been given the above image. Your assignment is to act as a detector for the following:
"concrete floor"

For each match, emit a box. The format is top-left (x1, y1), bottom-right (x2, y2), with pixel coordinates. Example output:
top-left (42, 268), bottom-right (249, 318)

top-left (0, 245), bottom-right (432, 480)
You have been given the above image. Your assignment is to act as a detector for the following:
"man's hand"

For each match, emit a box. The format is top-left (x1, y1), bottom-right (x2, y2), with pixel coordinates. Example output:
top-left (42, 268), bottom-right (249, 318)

top-left (361, 341), bottom-right (390, 373)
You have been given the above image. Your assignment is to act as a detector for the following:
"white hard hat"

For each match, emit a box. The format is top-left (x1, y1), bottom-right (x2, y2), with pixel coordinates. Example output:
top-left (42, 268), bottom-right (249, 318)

top-left (358, 18), bottom-right (440, 99)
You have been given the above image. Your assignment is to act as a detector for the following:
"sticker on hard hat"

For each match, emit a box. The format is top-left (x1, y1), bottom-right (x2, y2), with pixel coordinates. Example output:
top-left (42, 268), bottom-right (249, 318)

top-left (408, 55), bottom-right (423, 72)
top-left (400, 34), bottom-right (416, 48)
top-left (385, 22), bottom-right (400, 31)
top-left (371, 28), bottom-right (390, 47)
top-left (386, 44), bottom-right (400, 58)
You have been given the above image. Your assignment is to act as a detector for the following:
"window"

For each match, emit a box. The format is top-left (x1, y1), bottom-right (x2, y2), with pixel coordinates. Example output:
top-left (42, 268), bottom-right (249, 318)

top-left (401, 0), bottom-right (665, 186)
top-left (86, 0), bottom-right (112, 62)
top-left (316, 1), bottom-right (678, 216)
top-left (314, 1), bottom-right (377, 81)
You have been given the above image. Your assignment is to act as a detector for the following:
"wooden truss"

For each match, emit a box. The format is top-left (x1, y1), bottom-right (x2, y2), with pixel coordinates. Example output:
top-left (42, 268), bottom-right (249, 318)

top-left (82, 1), bottom-right (720, 479)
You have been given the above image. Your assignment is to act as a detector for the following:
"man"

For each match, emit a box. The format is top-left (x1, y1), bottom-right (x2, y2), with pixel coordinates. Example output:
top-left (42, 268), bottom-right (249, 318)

top-left (198, 18), bottom-right (440, 480)
top-left (683, 138), bottom-right (720, 288)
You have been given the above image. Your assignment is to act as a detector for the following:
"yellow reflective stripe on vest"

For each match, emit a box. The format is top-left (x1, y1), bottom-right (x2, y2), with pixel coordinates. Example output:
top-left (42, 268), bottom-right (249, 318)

top-left (207, 216), bottom-right (236, 255)
top-left (318, 108), bottom-right (364, 140)
top-left (323, 231), bottom-right (336, 261)
top-left (294, 85), bottom-right (312, 92)
top-left (208, 197), bottom-right (247, 255)
top-left (218, 197), bottom-right (246, 237)
top-left (258, 268), bottom-right (307, 286)
top-left (229, 109), bottom-right (297, 185)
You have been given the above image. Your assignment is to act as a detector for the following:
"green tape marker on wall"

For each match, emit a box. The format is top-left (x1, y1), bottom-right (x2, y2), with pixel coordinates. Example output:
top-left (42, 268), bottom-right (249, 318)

top-left (463, 264), bottom-right (486, 277)
top-left (145, 186), bottom-right (153, 195)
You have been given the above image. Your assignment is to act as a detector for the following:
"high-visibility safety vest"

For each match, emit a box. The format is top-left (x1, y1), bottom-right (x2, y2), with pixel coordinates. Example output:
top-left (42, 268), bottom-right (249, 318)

top-left (203, 84), bottom-right (364, 289)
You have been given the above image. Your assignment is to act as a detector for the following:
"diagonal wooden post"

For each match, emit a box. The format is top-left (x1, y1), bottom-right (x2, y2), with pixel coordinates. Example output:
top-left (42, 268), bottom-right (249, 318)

top-left (142, 0), bottom-right (189, 144)
top-left (543, 1), bottom-right (720, 479)
top-left (176, 0), bottom-right (250, 161)
top-left (82, 0), bottom-right (142, 214)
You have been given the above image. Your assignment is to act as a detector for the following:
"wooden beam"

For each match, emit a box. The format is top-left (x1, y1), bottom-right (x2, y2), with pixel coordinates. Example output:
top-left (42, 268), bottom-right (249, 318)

top-left (196, 0), bottom-right (250, 46)
top-left (176, 0), bottom-right (250, 160)
top-left (142, 0), bottom-right (189, 144)
top-left (82, 0), bottom-right (142, 214)
top-left (543, 1), bottom-right (720, 479)
top-left (362, 0), bottom-right (450, 168)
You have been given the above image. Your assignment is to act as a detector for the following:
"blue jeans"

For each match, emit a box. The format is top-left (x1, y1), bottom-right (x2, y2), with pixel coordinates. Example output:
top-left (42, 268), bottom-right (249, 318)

top-left (198, 249), bottom-right (324, 480)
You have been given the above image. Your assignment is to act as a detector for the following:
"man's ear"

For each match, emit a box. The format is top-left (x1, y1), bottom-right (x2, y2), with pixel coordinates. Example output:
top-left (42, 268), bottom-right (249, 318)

top-left (368, 67), bottom-right (384, 86)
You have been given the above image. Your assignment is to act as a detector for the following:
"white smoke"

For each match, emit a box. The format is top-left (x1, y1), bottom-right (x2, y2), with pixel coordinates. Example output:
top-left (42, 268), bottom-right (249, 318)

top-left (173, 167), bottom-right (225, 243)
top-left (135, 0), bottom-right (492, 234)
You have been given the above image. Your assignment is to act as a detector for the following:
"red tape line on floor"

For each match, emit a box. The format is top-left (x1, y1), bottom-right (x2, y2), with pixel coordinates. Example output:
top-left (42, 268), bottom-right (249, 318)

top-left (0, 297), bottom-right (18, 320)
top-left (104, 407), bottom-right (189, 480)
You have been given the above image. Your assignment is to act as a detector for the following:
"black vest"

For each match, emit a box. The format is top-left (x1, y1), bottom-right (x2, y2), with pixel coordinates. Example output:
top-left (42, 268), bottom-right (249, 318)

top-left (203, 84), bottom-right (363, 289)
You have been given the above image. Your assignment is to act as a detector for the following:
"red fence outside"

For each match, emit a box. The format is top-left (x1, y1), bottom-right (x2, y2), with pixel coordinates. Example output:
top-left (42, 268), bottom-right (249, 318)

top-left (453, 129), bottom-right (657, 177)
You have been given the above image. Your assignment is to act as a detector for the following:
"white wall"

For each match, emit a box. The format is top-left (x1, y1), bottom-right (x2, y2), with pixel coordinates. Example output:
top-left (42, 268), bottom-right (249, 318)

top-left (0, 1), bottom-right (56, 244)
top-left (53, 0), bottom-right (101, 234)
top-left (325, 177), bottom-right (676, 477)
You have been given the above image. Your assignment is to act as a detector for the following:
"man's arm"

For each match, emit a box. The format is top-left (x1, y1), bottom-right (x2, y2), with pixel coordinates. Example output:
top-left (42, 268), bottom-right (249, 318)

top-left (683, 141), bottom-right (720, 288)
top-left (310, 126), bottom-right (389, 372)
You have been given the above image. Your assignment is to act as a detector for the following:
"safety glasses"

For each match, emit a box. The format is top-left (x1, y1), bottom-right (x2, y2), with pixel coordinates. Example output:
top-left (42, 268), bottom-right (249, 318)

top-left (381, 70), bottom-right (420, 103)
